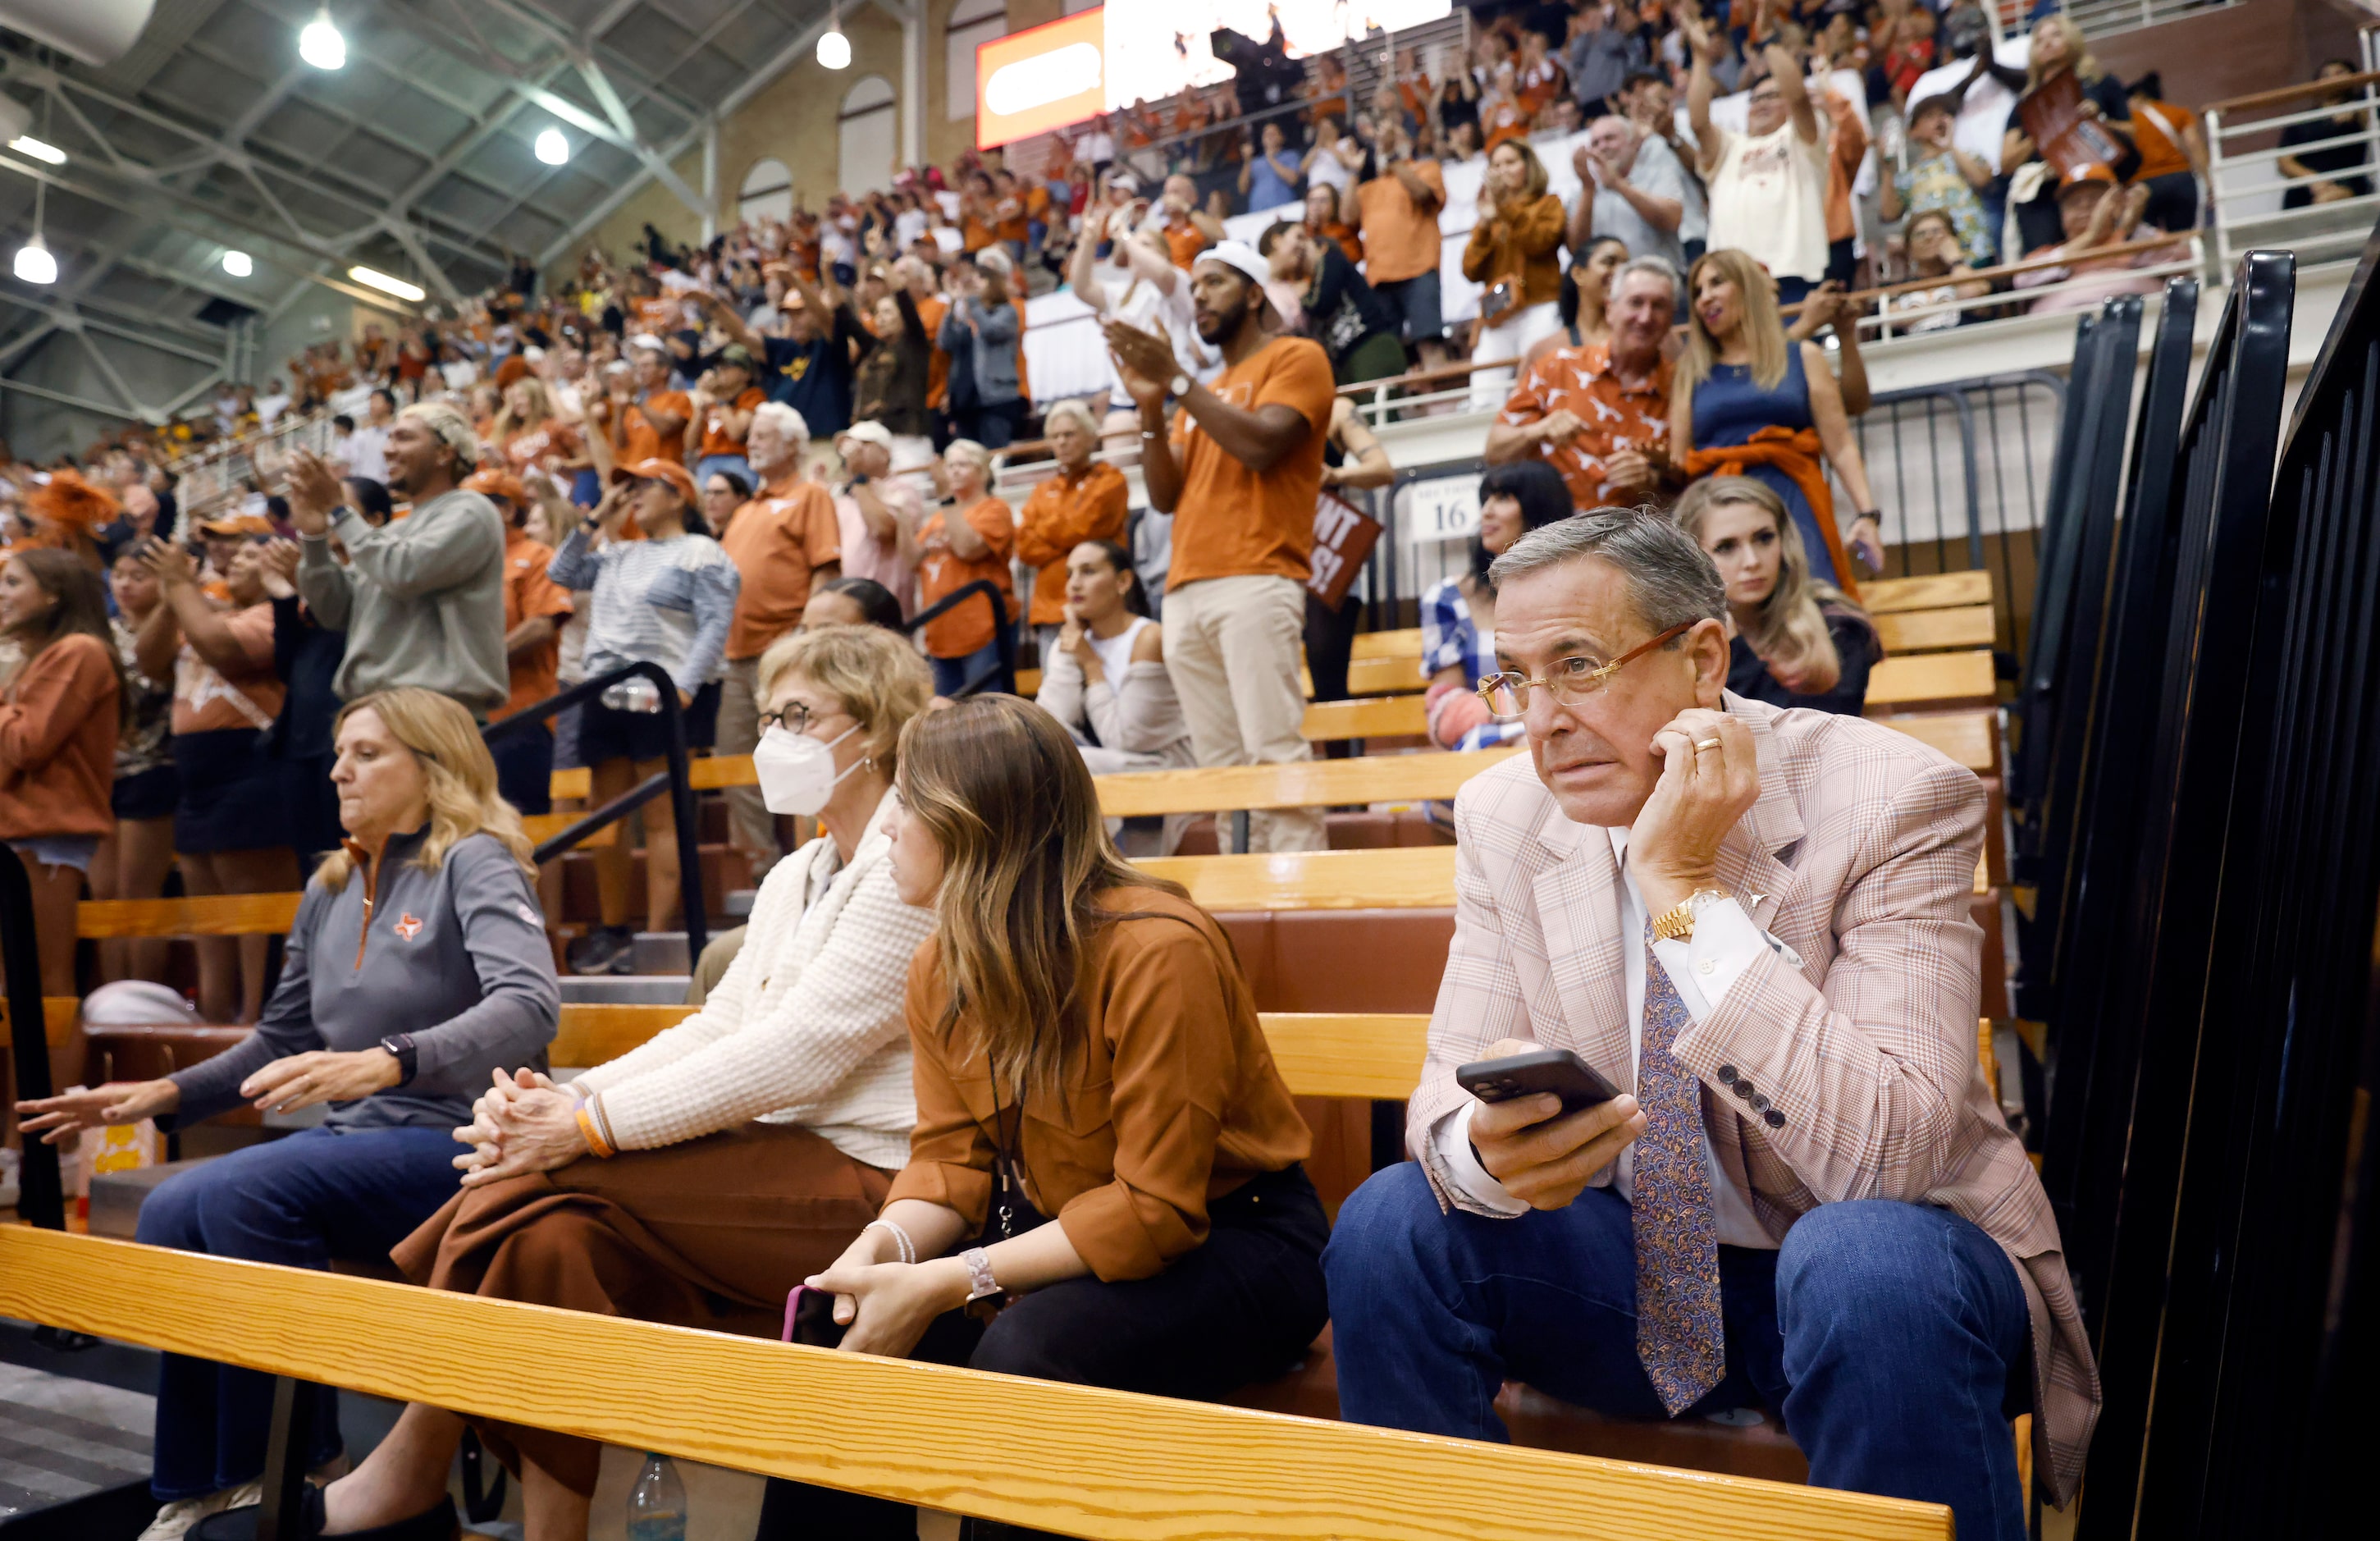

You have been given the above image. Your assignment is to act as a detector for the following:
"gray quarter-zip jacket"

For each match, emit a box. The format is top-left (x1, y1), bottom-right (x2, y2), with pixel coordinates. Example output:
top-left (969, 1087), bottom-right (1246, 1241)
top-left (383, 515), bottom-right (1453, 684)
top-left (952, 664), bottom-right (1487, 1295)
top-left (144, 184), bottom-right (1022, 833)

top-left (167, 827), bottom-right (559, 1131)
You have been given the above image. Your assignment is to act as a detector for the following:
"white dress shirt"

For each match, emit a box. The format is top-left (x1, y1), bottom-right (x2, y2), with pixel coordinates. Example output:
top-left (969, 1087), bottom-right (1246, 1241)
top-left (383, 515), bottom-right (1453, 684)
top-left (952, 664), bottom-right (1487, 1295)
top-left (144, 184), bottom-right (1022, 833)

top-left (1432, 825), bottom-right (1783, 1248)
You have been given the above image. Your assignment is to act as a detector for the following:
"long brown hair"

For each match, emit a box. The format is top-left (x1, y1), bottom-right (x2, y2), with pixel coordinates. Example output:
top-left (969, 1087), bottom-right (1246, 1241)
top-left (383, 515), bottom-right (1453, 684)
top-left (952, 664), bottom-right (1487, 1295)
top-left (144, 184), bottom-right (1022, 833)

top-left (316, 688), bottom-right (537, 891)
top-left (1675, 477), bottom-right (1858, 692)
top-left (5, 548), bottom-right (129, 724)
top-left (896, 695), bottom-right (1185, 1100)
top-left (1679, 248), bottom-right (1789, 394)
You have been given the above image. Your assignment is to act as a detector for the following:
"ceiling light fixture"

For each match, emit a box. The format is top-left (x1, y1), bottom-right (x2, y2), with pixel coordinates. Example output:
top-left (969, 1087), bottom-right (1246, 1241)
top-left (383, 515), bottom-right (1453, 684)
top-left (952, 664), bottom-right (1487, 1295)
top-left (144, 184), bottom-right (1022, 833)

top-left (817, 6), bottom-right (850, 69)
top-left (222, 249), bottom-right (254, 277)
top-left (348, 265), bottom-right (425, 303)
top-left (534, 128), bottom-right (569, 166)
top-left (7, 136), bottom-right (64, 165)
top-left (13, 231), bottom-right (55, 286)
top-left (299, 10), bottom-right (346, 71)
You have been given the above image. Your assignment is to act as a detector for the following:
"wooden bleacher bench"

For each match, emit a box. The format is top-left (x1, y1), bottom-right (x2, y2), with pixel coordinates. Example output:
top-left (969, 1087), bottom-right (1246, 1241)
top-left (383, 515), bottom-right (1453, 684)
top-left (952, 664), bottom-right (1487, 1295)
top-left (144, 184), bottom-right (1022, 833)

top-left (1873, 606), bottom-right (1995, 655)
top-left (76, 894), bottom-right (303, 937)
top-left (1095, 747), bottom-right (1521, 819)
top-left (0, 996), bottom-right (80, 1049)
top-left (1137, 846), bottom-right (1457, 911)
top-left (0, 1227), bottom-right (1952, 1539)
top-left (1860, 571), bottom-right (1994, 614)
top-left (1302, 694), bottom-right (1428, 743)
top-left (1862, 652), bottom-right (1998, 714)
top-left (1875, 710), bottom-right (1999, 775)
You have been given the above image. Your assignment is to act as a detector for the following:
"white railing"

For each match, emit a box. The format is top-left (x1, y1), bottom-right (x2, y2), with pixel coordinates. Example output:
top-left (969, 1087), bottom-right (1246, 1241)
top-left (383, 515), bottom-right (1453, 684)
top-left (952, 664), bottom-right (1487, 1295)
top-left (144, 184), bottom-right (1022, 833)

top-left (171, 409), bottom-right (342, 514)
top-left (1996, 0), bottom-right (2243, 40)
top-left (2204, 67), bottom-right (2380, 278)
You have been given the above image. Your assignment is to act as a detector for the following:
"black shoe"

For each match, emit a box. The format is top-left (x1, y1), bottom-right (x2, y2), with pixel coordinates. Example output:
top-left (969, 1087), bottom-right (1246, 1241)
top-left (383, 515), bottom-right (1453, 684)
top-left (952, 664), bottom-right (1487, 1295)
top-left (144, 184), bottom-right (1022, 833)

top-left (190, 1485), bottom-right (458, 1541)
top-left (566, 924), bottom-right (629, 975)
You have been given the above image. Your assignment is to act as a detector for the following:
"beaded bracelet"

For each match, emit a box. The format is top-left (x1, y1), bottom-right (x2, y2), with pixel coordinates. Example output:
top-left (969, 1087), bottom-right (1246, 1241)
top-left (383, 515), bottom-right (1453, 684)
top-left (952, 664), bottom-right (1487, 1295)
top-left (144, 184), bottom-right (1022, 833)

top-left (862, 1219), bottom-right (916, 1265)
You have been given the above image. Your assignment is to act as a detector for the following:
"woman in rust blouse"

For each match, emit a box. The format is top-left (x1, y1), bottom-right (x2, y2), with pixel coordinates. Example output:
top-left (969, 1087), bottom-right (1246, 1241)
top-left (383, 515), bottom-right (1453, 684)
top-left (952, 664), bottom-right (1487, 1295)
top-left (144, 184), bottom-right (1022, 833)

top-left (758, 694), bottom-right (1327, 1539)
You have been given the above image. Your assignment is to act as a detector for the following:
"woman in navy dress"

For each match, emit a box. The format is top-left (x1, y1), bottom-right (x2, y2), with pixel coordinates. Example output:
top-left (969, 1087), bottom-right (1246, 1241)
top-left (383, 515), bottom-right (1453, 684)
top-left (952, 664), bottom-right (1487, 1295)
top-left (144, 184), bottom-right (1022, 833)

top-left (1670, 249), bottom-right (1884, 596)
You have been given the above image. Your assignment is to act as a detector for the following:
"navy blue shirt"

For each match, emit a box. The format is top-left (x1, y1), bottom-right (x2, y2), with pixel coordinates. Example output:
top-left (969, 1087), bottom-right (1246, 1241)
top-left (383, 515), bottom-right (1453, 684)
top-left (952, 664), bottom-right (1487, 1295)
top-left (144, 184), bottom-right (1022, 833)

top-left (762, 303), bottom-right (868, 438)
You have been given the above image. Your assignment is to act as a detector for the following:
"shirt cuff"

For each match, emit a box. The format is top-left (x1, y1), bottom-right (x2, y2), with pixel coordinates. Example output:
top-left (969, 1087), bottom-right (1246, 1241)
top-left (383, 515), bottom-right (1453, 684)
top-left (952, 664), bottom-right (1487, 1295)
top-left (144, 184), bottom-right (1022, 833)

top-left (1650, 896), bottom-right (1769, 1016)
top-left (1430, 1102), bottom-right (1529, 1217)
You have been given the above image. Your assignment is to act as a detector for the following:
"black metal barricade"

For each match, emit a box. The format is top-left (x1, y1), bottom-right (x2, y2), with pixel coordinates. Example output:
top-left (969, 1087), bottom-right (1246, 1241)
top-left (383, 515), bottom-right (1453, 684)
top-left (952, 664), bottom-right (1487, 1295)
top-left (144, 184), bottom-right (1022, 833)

top-left (2115, 235), bottom-right (2380, 1537)
top-left (2038, 251), bottom-right (2297, 1541)
top-left (2009, 300), bottom-right (2143, 1022)
top-left (1, 847), bottom-right (62, 1231)
top-left (482, 661), bottom-right (709, 962)
top-left (907, 577), bottom-right (1016, 697)
top-left (2035, 278), bottom-right (2200, 1213)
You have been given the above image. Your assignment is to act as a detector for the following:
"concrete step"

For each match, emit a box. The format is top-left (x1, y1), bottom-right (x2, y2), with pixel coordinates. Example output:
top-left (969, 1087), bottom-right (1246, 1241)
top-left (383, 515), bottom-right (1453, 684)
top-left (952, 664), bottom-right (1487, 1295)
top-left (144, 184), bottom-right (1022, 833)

top-left (723, 887), bottom-right (757, 920)
top-left (559, 975), bottom-right (692, 1005)
top-left (631, 931), bottom-right (690, 973)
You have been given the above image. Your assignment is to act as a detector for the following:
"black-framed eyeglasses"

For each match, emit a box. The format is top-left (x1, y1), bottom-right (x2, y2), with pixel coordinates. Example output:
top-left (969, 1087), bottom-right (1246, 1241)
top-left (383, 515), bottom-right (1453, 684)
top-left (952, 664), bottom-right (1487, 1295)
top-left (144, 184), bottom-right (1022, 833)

top-left (757, 702), bottom-right (818, 734)
top-left (1475, 620), bottom-right (1696, 723)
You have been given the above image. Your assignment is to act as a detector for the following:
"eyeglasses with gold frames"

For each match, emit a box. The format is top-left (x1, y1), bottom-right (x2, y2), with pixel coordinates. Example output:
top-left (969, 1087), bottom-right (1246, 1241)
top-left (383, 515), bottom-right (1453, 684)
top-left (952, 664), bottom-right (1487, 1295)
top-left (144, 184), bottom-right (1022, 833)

top-left (1474, 620), bottom-right (1696, 722)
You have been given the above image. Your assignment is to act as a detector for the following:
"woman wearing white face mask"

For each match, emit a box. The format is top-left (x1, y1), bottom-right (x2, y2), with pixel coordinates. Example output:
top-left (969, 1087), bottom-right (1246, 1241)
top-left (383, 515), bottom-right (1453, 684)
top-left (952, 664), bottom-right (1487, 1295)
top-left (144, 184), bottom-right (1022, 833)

top-left (311, 624), bottom-right (934, 1541)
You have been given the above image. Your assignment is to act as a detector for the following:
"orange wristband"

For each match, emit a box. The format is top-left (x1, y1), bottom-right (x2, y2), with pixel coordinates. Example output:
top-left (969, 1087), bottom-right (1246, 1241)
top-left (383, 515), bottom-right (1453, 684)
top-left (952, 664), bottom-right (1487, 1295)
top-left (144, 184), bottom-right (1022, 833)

top-left (574, 1102), bottom-right (615, 1159)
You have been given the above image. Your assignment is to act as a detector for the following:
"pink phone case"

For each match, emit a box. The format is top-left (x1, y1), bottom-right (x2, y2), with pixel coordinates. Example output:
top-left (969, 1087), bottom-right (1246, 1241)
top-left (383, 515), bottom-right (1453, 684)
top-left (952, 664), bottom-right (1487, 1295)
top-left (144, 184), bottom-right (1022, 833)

top-left (781, 1285), bottom-right (812, 1342)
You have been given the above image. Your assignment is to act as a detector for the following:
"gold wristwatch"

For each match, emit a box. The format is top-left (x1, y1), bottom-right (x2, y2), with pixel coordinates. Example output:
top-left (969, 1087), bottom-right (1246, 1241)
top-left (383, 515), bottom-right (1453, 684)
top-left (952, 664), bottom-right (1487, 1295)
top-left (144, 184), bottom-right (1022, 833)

top-left (1651, 888), bottom-right (1729, 943)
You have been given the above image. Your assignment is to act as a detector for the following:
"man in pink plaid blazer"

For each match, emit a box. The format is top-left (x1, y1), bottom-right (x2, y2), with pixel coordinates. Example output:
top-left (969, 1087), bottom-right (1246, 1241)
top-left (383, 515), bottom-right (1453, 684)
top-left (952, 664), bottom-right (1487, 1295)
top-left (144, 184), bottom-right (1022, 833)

top-left (1325, 511), bottom-right (2097, 1540)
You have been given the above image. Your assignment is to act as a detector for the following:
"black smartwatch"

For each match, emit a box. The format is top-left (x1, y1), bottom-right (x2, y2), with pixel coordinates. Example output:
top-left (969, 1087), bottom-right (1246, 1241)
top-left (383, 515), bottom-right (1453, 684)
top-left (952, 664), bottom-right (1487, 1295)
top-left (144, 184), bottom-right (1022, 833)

top-left (378, 1033), bottom-right (418, 1087)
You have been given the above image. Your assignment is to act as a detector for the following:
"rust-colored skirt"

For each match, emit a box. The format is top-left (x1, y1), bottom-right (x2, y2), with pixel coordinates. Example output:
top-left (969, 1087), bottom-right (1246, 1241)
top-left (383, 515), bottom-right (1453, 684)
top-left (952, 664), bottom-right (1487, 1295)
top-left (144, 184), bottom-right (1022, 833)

top-left (392, 1120), bottom-right (894, 1495)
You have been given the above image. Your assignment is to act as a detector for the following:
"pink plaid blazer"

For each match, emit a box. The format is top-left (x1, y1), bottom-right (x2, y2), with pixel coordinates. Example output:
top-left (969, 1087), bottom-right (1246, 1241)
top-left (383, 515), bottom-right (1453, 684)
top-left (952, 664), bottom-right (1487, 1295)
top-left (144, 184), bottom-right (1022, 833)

top-left (1407, 694), bottom-right (2099, 1503)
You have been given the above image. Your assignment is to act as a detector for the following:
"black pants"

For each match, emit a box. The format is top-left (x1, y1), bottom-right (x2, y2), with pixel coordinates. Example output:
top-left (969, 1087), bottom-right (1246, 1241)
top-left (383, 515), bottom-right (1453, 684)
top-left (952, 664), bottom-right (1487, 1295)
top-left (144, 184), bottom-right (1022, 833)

top-left (754, 1164), bottom-right (1330, 1540)
top-left (2138, 170), bottom-right (2199, 233)
top-left (1304, 592), bottom-right (1363, 761)
top-left (488, 722), bottom-right (555, 816)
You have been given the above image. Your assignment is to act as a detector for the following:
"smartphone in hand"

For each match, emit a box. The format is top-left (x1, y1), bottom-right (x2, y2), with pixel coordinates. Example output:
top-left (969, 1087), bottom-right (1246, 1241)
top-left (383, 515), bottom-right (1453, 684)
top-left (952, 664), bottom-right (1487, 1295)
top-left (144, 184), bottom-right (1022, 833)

top-left (782, 1284), bottom-right (846, 1349)
top-left (1456, 1047), bottom-right (1623, 1118)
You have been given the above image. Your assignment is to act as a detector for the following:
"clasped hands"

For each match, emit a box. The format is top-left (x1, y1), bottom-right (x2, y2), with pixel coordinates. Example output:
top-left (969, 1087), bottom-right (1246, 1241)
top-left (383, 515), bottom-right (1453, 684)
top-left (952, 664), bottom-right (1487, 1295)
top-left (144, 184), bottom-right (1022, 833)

top-left (451, 1066), bottom-right (589, 1187)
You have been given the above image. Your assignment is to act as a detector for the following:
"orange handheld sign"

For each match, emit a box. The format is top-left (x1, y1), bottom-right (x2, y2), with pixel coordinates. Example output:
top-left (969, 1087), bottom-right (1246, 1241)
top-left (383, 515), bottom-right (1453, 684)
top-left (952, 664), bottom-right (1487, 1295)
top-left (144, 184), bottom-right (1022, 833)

top-left (976, 8), bottom-right (1106, 150)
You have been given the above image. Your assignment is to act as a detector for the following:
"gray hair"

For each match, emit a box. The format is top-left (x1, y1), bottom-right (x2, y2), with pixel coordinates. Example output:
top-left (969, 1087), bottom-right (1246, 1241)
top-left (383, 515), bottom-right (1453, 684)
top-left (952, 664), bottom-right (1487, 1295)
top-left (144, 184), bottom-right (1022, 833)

top-left (398, 400), bottom-right (477, 473)
top-left (1487, 506), bottom-right (1724, 636)
top-left (1043, 398), bottom-right (1101, 438)
top-left (1611, 254), bottom-right (1682, 305)
top-left (751, 400), bottom-right (810, 445)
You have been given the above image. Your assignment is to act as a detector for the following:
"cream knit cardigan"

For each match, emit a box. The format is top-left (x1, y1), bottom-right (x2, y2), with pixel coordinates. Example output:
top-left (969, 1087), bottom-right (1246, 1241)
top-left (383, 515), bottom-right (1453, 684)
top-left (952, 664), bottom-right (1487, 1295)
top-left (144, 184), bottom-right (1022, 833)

top-left (570, 789), bottom-right (933, 1169)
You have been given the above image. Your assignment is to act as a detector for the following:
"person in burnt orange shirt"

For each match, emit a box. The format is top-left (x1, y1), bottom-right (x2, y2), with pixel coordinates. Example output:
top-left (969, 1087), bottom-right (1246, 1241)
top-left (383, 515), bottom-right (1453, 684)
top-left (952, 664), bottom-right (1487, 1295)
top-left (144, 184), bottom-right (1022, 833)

top-left (1103, 240), bottom-right (1335, 853)
top-left (464, 469), bottom-right (574, 815)
top-left (1483, 258), bottom-right (1679, 510)
top-left (605, 341), bottom-right (691, 468)
top-left (1012, 399), bottom-right (1128, 658)
top-left (915, 438), bottom-right (1015, 697)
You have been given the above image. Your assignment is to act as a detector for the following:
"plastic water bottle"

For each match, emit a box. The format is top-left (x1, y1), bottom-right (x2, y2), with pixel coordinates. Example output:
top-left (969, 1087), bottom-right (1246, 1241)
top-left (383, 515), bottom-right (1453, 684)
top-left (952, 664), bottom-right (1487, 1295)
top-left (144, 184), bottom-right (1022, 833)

top-left (626, 1452), bottom-right (687, 1541)
top-left (602, 675), bottom-right (663, 714)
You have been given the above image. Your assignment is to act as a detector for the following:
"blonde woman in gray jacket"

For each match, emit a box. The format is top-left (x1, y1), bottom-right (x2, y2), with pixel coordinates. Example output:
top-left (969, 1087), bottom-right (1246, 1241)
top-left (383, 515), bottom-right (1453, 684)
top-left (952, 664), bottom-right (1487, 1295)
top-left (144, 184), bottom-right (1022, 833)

top-left (1034, 539), bottom-right (1195, 855)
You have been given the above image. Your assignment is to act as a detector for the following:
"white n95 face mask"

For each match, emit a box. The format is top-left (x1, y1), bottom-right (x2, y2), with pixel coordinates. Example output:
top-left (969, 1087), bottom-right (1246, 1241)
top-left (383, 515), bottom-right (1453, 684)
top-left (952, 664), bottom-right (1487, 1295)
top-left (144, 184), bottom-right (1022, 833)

top-left (751, 722), bottom-right (862, 816)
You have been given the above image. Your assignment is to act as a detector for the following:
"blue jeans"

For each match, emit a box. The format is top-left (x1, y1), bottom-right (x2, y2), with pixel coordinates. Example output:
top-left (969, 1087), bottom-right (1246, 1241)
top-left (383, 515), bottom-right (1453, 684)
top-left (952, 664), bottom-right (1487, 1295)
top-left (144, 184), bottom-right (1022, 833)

top-left (930, 640), bottom-right (1004, 697)
top-left (1325, 1166), bottom-right (2031, 1541)
top-left (136, 1126), bottom-right (464, 1500)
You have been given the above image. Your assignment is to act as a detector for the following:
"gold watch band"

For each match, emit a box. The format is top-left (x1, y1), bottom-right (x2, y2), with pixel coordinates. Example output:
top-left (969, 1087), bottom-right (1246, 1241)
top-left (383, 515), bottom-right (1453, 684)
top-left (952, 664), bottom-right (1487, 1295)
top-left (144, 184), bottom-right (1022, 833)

top-left (1651, 888), bottom-right (1726, 943)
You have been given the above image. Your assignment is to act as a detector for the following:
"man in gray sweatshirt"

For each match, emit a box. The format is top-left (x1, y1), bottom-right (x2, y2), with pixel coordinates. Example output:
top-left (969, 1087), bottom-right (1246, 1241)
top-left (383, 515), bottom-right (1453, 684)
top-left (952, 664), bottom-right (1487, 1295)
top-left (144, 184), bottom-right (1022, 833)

top-left (289, 401), bottom-right (509, 717)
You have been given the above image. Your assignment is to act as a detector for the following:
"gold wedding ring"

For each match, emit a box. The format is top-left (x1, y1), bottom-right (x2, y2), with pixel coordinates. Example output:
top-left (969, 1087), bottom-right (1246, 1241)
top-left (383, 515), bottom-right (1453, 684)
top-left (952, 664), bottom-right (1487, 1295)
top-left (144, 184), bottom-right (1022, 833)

top-left (1692, 736), bottom-right (1723, 751)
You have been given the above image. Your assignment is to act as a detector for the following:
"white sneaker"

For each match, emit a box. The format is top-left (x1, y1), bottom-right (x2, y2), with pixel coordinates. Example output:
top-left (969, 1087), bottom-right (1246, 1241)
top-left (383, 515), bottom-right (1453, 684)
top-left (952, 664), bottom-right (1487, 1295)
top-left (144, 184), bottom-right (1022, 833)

top-left (136, 1479), bottom-right (262, 1541)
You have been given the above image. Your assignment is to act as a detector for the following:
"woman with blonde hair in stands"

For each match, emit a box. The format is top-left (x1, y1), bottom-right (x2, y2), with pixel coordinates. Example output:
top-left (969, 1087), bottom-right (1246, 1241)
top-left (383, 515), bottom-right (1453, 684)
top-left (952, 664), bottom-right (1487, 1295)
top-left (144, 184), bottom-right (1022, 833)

top-left (304, 626), bottom-right (935, 1541)
top-left (915, 437), bottom-right (1016, 697)
top-left (1463, 136), bottom-right (1567, 408)
top-left (1671, 247), bottom-right (1884, 597)
top-left (489, 375), bottom-right (587, 485)
top-left (1676, 474), bottom-right (1880, 716)
top-left (756, 696), bottom-right (1327, 1539)
top-left (17, 688), bottom-right (556, 1541)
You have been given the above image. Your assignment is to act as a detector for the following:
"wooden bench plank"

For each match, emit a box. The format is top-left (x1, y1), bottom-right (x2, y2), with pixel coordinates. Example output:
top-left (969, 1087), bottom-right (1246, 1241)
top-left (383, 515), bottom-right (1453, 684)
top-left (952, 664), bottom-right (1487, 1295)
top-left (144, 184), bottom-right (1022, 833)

top-left (1303, 694), bottom-right (1429, 742)
top-left (520, 813), bottom-right (619, 848)
top-left (1860, 571), bottom-right (1993, 614)
top-left (554, 1004), bottom-right (1436, 1104)
top-left (0, 996), bottom-right (82, 1049)
top-left (1096, 748), bottom-right (1520, 818)
top-left (1873, 606), bottom-right (1997, 654)
top-left (1135, 846), bottom-right (1455, 911)
top-left (1862, 652), bottom-right (1996, 712)
top-left (1028, 654), bottom-right (1424, 703)
top-left (0, 1228), bottom-right (1948, 1540)
top-left (76, 894), bottom-right (304, 939)
top-left (1874, 711), bottom-right (1999, 775)
top-left (1351, 627), bottom-right (1424, 661)
top-left (548, 756), bottom-right (760, 804)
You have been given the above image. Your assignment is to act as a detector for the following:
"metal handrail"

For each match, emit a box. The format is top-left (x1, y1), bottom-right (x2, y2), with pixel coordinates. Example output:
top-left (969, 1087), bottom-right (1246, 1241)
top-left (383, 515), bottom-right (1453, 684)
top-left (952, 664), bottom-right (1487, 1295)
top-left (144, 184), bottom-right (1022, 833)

top-left (0, 848), bottom-right (61, 1231)
top-left (483, 661), bottom-right (708, 961)
top-left (905, 576), bottom-right (1017, 696)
